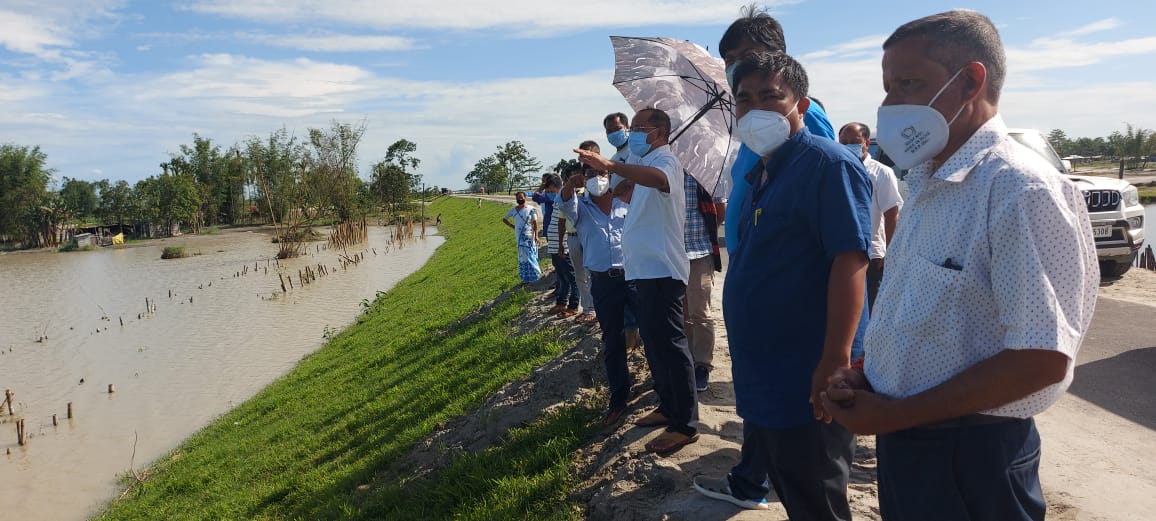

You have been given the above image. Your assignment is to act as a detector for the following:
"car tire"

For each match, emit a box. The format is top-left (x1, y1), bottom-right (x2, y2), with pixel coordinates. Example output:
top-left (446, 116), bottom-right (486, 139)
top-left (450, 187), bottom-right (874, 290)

top-left (1100, 255), bottom-right (1135, 278)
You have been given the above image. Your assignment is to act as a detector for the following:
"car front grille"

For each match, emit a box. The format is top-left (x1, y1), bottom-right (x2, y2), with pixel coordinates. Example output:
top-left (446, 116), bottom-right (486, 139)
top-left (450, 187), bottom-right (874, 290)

top-left (1083, 190), bottom-right (1120, 212)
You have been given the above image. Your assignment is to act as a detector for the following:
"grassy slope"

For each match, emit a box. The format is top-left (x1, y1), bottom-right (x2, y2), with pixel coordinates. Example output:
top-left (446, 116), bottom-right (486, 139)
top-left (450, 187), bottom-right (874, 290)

top-left (97, 197), bottom-right (591, 521)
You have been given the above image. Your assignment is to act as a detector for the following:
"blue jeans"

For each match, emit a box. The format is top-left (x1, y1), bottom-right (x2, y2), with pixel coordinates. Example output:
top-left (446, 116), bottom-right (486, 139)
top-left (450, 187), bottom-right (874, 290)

top-left (551, 253), bottom-right (579, 308)
top-left (590, 270), bottom-right (635, 409)
top-left (877, 417), bottom-right (1044, 521)
top-left (630, 277), bottom-right (698, 436)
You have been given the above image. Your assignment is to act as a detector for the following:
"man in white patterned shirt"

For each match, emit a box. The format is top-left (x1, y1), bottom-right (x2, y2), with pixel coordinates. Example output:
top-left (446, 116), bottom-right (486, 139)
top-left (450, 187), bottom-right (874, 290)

top-left (821, 10), bottom-right (1098, 521)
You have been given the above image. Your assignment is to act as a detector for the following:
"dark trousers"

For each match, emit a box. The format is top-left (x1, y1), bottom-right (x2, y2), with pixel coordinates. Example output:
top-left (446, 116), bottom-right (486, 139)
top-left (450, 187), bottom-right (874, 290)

top-left (630, 277), bottom-right (698, 436)
top-left (590, 271), bottom-right (635, 409)
top-left (729, 420), bottom-right (854, 521)
top-left (866, 257), bottom-right (884, 316)
top-left (551, 253), bottom-right (579, 308)
top-left (877, 417), bottom-right (1045, 521)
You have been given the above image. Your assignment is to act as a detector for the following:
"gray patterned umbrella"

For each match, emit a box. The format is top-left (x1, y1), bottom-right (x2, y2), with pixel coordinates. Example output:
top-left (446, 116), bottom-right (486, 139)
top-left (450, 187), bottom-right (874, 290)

top-left (610, 35), bottom-right (738, 197)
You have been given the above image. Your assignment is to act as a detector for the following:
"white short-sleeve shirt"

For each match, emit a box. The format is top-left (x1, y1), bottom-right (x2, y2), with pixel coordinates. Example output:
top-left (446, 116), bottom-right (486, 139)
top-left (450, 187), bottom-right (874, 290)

top-left (622, 144), bottom-right (690, 283)
top-left (863, 157), bottom-right (903, 260)
top-left (864, 115), bottom-right (1098, 419)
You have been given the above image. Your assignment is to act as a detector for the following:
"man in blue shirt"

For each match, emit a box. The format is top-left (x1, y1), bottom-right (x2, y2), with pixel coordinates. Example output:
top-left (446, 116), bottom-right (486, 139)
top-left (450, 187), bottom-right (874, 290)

top-left (559, 166), bottom-right (633, 426)
top-left (693, 52), bottom-right (871, 521)
top-left (719, 6), bottom-right (837, 255)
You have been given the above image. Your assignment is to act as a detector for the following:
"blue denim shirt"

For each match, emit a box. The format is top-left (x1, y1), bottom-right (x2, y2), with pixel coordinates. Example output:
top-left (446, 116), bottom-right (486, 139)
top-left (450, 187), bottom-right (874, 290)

top-left (724, 99), bottom-right (836, 255)
top-left (723, 128), bottom-right (872, 429)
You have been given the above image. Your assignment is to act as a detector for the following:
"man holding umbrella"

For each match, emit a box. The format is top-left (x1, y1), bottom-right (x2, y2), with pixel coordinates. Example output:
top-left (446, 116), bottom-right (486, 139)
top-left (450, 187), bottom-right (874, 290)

top-left (575, 108), bottom-right (699, 456)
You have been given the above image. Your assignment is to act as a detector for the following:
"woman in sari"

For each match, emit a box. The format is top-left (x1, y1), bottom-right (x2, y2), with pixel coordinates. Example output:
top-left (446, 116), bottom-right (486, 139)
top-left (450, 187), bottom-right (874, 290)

top-left (502, 192), bottom-right (542, 283)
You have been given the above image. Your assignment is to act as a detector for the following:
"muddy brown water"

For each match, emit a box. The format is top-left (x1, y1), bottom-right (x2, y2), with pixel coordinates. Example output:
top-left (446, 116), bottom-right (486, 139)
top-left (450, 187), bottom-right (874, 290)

top-left (0, 226), bottom-right (442, 519)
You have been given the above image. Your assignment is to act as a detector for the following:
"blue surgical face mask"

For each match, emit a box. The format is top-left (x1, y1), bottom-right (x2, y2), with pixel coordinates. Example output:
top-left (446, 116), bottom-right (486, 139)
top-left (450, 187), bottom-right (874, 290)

top-left (607, 129), bottom-right (628, 148)
top-left (627, 129), bottom-right (653, 157)
top-left (844, 142), bottom-right (865, 160)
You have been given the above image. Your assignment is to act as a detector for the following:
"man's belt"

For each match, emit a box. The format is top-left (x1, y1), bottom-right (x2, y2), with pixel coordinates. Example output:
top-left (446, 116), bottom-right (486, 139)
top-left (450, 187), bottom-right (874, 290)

top-left (592, 268), bottom-right (625, 278)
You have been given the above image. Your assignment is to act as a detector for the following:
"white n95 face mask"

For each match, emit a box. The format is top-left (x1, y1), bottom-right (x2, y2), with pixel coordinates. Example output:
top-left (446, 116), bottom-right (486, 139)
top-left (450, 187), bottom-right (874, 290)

top-left (735, 108), bottom-right (796, 157)
top-left (875, 67), bottom-right (967, 170)
top-left (585, 176), bottom-right (610, 197)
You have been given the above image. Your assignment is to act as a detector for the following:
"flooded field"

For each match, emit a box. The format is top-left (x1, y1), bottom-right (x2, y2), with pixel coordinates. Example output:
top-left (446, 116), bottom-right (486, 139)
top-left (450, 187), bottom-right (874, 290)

top-left (0, 226), bottom-right (442, 519)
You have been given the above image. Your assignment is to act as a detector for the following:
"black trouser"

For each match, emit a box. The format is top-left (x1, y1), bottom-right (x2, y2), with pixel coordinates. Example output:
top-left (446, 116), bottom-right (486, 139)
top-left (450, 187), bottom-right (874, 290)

top-left (589, 270), bottom-right (634, 410)
top-left (630, 277), bottom-right (698, 436)
top-left (866, 257), bottom-right (884, 316)
top-left (729, 420), bottom-right (854, 521)
top-left (877, 417), bottom-right (1044, 521)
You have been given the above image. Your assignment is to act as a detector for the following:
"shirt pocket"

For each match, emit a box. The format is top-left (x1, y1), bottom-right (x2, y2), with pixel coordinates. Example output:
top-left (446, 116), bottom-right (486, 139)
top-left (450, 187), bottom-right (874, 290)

top-left (892, 255), bottom-right (964, 347)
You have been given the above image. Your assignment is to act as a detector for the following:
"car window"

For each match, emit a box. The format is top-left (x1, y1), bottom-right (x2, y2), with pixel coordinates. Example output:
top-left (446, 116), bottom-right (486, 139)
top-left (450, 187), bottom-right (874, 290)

top-left (1008, 131), bottom-right (1067, 174)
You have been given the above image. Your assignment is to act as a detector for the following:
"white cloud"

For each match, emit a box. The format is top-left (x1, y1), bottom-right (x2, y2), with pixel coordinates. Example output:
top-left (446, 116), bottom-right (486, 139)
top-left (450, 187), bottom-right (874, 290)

top-left (1009, 35), bottom-right (1156, 72)
top-left (799, 34), bottom-right (887, 61)
top-left (241, 32), bottom-right (417, 52)
top-left (1065, 18), bottom-right (1121, 37)
top-left (184, 0), bottom-right (787, 34)
top-left (0, 52), bottom-right (631, 188)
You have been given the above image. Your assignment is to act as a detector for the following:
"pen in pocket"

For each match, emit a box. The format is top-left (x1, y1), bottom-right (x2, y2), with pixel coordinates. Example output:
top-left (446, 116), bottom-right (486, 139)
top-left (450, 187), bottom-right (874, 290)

top-left (941, 258), bottom-right (963, 271)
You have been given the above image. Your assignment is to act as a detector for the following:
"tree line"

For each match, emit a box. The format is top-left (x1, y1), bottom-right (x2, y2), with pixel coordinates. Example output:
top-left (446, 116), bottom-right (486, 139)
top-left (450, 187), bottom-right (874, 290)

top-left (0, 120), bottom-right (435, 249)
top-left (1047, 123), bottom-right (1156, 169)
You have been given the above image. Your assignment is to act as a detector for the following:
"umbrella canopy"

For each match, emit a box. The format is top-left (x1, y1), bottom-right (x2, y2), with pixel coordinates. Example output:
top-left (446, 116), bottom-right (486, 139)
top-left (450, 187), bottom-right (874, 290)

top-left (610, 35), bottom-right (738, 197)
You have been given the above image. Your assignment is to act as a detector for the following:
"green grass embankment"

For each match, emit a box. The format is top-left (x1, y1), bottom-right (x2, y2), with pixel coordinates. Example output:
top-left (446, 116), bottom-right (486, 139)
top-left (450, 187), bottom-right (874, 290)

top-left (97, 197), bottom-right (594, 521)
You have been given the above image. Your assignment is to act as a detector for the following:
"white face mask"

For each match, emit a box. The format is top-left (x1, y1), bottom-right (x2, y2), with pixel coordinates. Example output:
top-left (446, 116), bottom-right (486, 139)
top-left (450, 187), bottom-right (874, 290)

top-left (875, 67), bottom-right (967, 170)
top-left (585, 176), bottom-right (610, 197)
top-left (735, 107), bottom-right (797, 157)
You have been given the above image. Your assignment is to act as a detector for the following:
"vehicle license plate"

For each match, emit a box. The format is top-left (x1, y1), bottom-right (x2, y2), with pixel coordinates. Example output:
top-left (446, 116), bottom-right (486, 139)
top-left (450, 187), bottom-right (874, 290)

top-left (1092, 225), bottom-right (1112, 238)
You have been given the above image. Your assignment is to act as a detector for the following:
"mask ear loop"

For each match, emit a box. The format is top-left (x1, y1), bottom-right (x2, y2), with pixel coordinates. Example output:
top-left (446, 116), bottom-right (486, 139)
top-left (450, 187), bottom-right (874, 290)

top-left (928, 66), bottom-right (969, 126)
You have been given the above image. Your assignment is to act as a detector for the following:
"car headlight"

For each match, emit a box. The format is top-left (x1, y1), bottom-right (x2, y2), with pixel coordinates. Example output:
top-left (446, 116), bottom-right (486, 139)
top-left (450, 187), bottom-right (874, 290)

top-left (1127, 216), bottom-right (1143, 230)
top-left (1121, 185), bottom-right (1140, 207)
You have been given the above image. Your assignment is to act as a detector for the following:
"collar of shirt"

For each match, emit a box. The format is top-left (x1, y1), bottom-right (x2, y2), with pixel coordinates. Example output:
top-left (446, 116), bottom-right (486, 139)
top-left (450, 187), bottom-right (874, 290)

top-left (908, 114), bottom-right (1007, 184)
top-left (743, 128), bottom-right (809, 191)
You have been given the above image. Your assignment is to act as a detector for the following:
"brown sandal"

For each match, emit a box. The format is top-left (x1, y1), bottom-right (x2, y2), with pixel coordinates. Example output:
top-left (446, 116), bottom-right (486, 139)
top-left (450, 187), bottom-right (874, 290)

top-left (645, 431), bottom-right (699, 455)
top-left (633, 410), bottom-right (669, 427)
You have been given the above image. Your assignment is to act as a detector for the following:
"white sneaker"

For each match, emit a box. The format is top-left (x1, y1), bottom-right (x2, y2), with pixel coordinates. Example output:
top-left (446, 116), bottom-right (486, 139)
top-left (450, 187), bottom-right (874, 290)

top-left (692, 476), bottom-right (770, 510)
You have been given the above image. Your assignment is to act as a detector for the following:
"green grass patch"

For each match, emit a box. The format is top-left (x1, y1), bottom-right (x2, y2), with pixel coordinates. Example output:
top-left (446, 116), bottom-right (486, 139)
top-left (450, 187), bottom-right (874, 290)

top-left (97, 197), bottom-right (589, 520)
top-left (160, 246), bottom-right (189, 259)
top-left (1139, 186), bottom-right (1156, 205)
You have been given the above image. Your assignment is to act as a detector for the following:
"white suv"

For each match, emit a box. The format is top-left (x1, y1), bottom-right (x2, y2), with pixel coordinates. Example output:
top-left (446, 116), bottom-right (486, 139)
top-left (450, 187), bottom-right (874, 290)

top-left (1008, 129), bottom-right (1146, 277)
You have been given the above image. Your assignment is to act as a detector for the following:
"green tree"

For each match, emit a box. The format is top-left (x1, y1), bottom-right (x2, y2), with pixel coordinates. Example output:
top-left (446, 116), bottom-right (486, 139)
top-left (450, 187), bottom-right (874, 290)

top-left (1046, 129), bottom-right (1070, 157)
top-left (59, 177), bottom-right (100, 221)
top-left (306, 119), bottom-right (367, 220)
top-left (100, 179), bottom-right (134, 227)
top-left (464, 154), bottom-right (506, 193)
top-left (370, 139), bottom-right (423, 210)
top-left (0, 144), bottom-right (54, 247)
top-left (494, 141), bottom-right (542, 194)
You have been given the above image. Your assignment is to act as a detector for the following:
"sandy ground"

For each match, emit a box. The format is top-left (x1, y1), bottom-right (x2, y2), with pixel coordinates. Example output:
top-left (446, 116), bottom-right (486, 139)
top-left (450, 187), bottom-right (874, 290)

top-left (376, 243), bottom-right (1156, 519)
top-left (1099, 267), bottom-right (1156, 309)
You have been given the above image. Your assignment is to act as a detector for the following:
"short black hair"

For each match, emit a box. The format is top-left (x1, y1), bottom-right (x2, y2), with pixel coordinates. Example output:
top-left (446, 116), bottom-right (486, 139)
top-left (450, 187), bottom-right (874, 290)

top-left (542, 173), bottom-right (563, 188)
top-left (732, 51), bottom-right (809, 100)
top-left (883, 9), bottom-right (1006, 101)
top-left (578, 140), bottom-right (600, 153)
top-left (719, 3), bottom-right (787, 58)
top-left (562, 162), bottom-right (583, 175)
top-left (603, 112), bottom-right (629, 128)
top-left (839, 122), bottom-right (871, 140)
top-left (636, 108), bottom-right (672, 141)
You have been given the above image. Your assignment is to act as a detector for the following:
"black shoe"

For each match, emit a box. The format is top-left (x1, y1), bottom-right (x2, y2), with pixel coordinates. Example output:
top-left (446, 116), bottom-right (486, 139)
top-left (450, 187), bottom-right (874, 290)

top-left (695, 365), bottom-right (709, 392)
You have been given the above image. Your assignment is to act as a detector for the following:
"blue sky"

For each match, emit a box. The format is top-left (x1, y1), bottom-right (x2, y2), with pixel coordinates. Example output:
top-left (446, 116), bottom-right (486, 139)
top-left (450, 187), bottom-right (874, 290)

top-left (2, 0), bottom-right (1155, 190)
